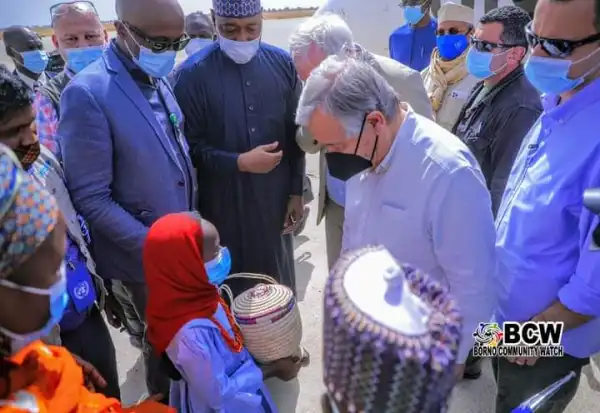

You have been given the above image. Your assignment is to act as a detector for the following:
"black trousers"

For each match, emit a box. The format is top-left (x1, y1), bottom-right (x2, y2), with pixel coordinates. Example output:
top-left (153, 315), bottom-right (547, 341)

top-left (492, 354), bottom-right (588, 413)
top-left (117, 281), bottom-right (170, 400)
top-left (60, 306), bottom-right (120, 400)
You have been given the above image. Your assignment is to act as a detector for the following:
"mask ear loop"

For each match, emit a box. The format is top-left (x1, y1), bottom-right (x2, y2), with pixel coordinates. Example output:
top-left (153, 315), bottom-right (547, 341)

top-left (353, 114), bottom-right (369, 156)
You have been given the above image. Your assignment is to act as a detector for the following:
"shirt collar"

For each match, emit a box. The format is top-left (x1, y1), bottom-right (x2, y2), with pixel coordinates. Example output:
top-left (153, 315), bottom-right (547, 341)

top-left (110, 40), bottom-right (154, 85)
top-left (374, 103), bottom-right (416, 174)
top-left (15, 70), bottom-right (37, 90)
top-left (541, 77), bottom-right (600, 124)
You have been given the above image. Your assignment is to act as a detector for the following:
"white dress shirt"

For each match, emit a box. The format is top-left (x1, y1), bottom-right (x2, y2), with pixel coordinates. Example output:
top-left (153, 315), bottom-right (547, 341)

top-left (342, 105), bottom-right (497, 362)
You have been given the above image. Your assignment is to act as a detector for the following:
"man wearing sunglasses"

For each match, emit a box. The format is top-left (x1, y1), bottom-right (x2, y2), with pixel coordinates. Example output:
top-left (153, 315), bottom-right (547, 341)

top-left (172, 0), bottom-right (305, 300)
top-left (389, 0), bottom-right (437, 71)
top-left (421, 2), bottom-right (477, 132)
top-left (492, 0), bottom-right (600, 412)
top-left (56, 0), bottom-right (196, 402)
top-left (35, 1), bottom-right (108, 159)
top-left (452, 6), bottom-right (542, 219)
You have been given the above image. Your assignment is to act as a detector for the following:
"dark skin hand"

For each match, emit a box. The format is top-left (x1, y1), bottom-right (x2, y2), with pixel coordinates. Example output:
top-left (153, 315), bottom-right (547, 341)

top-left (72, 354), bottom-right (107, 392)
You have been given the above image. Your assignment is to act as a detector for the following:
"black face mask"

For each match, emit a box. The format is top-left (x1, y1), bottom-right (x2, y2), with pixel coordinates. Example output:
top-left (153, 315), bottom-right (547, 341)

top-left (326, 115), bottom-right (379, 182)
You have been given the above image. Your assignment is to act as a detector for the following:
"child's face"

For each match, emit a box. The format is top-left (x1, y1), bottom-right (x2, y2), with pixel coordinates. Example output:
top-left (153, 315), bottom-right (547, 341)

top-left (202, 230), bottom-right (220, 263)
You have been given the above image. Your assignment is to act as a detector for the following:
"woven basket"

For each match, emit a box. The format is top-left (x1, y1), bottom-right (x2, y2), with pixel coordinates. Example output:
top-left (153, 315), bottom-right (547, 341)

top-left (222, 273), bottom-right (303, 364)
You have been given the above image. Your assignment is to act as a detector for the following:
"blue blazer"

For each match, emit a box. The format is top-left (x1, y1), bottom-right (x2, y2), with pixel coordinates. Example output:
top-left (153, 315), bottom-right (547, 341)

top-left (58, 46), bottom-right (196, 283)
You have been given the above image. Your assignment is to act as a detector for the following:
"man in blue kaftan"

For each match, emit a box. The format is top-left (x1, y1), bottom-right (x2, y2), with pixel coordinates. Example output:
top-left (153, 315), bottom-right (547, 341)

top-left (173, 0), bottom-right (305, 297)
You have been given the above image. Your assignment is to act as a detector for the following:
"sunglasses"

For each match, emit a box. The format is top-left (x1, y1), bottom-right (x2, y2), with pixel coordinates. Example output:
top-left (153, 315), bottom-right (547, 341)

top-left (50, 1), bottom-right (98, 22)
top-left (125, 22), bottom-right (190, 53)
top-left (525, 22), bottom-right (600, 58)
top-left (470, 37), bottom-right (525, 53)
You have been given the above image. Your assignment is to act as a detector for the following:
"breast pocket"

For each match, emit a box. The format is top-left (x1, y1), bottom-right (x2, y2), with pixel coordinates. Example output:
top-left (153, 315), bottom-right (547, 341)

top-left (375, 203), bottom-right (409, 249)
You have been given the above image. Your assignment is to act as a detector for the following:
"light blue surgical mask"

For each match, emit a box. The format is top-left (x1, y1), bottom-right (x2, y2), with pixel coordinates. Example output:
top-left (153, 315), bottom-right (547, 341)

top-left (0, 263), bottom-right (68, 353)
top-left (524, 48), bottom-right (600, 95)
top-left (135, 46), bottom-right (177, 78)
top-left (403, 6), bottom-right (425, 25)
top-left (206, 247), bottom-right (232, 286)
top-left (185, 38), bottom-right (213, 56)
top-left (437, 34), bottom-right (469, 61)
top-left (66, 45), bottom-right (104, 73)
top-left (19, 50), bottom-right (49, 74)
top-left (218, 34), bottom-right (260, 64)
top-left (466, 47), bottom-right (508, 80)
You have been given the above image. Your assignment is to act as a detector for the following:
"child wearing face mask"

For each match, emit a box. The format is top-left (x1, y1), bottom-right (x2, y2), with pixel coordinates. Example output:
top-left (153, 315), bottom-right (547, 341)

top-left (0, 145), bottom-right (172, 412)
top-left (144, 212), bottom-right (300, 413)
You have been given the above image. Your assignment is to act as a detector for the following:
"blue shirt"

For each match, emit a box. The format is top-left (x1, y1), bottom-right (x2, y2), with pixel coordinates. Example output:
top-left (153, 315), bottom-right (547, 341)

top-left (326, 168), bottom-right (346, 206)
top-left (495, 78), bottom-right (600, 358)
top-left (166, 304), bottom-right (277, 412)
top-left (389, 18), bottom-right (437, 72)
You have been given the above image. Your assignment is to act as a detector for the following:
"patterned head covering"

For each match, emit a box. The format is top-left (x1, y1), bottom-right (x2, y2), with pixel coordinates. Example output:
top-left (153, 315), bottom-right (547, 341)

top-left (323, 246), bottom-right (463, 413)
top-left (212, 0), bottom-right (261, 18)
top-left (0, 144), bottom-right (58, 279)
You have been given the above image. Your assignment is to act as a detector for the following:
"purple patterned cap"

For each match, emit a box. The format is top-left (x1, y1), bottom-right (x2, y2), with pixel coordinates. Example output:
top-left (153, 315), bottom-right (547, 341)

top-left (0, 144), bottom-right (58, 279)
top-left (323, 245), bottom-right (463, 413)
top-left (212, 0), bottom-right (262, 18)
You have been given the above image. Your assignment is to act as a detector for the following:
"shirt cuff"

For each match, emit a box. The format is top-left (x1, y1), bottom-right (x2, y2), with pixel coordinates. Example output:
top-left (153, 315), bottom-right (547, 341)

top-left (558, 275), bottom-right (600, 317)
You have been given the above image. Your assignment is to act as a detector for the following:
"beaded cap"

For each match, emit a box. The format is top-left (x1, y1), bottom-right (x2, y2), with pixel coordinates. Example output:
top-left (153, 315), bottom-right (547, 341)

top-left (212, 0), bottom-right (261, 18)
top-left (323, 245), bottom-right (463, 413)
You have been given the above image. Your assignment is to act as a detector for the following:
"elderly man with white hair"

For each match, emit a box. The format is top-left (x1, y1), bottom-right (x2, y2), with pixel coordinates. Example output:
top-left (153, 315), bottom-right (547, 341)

top-left (289, 13), bottom-right (432, 268)
top-left (296, 55), bottom-right (497, 377)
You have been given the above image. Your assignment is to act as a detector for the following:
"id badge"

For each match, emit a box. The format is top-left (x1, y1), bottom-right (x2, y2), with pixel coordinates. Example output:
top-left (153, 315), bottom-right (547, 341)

top-left (67, 261), bottom-right (97, 313)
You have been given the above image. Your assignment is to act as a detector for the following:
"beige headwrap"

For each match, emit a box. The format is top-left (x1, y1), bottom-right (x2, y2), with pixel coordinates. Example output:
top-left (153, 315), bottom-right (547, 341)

top-left (423, 1), bottom-right (473, 112)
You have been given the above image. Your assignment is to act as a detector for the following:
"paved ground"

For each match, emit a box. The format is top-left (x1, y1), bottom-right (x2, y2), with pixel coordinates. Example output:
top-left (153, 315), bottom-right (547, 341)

top-left (110, 152), bottom-right (600, 411)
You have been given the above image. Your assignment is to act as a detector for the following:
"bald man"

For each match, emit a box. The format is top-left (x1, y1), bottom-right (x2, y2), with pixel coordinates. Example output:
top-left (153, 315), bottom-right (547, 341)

top-left (35, 1), bottom-right (108, 158)
top-left (56, 0), bottom-right (195, 400)
top-left (184, 11), bottom-right (216, 56)
top-left (3, 26), bottom-right (49, 90)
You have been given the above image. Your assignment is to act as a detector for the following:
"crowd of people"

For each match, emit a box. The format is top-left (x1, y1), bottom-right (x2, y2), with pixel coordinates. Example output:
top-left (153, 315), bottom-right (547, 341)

top-left (0, 0), bottom-right (599, 412)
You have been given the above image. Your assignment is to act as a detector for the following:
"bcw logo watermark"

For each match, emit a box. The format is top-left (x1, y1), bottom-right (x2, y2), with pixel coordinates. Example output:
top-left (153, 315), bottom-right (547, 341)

top-left (472, 321), bottom-right (565, 358)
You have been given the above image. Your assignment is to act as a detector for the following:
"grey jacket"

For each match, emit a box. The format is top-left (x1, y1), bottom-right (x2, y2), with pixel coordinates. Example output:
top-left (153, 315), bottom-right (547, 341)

top-left (452, 67), bottom-right (542, 217)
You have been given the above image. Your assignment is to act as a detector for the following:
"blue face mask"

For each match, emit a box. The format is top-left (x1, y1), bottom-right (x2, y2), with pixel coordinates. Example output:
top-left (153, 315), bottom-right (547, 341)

top-left (218, 35), bottom-right (260, 64)
top-left (185, 38), bottom-right (213, 56)
top-left (66, 46), bottom-right (104, 73)
top-left (524, 49), bottom-right (600, 95)
top-left (0, 263), bottom-right (68, 353)
top-left (206, 247), bottom-right (232, 286)
top-left (437, 34), bottom-right (469, 61)
top-left (135, 46), bottom-right (177, 78)
top-left (466, 47), bottom-right (507, 80)
top-left (403, 6), bottom-right (425, 25)
top-left (19, 50), bottom-right (49, 74)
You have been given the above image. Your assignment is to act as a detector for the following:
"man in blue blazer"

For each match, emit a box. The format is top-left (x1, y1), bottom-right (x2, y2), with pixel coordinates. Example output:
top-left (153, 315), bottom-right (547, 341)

top-left (57, 0), bottom-right (196, 400)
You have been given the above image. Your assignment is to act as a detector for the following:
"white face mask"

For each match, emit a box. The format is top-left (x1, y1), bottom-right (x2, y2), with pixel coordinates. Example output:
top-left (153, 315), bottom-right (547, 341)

top-left (185, 38), bottom-right (214, 56)
top-left (218, 33), bottom-right (260, 64)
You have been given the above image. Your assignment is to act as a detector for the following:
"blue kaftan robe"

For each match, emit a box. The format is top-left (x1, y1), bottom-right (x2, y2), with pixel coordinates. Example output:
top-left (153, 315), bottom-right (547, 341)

top-left (389, 18), bottom-right (437, 72)
top-left (166, 304), bottom-right (277, 412)
top-left (172, 43), bottom-right (304, 296)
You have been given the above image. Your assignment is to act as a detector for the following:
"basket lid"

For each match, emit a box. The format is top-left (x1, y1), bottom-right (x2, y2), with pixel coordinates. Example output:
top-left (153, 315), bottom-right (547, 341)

top-left (233, 283), bottom-right (295, 319)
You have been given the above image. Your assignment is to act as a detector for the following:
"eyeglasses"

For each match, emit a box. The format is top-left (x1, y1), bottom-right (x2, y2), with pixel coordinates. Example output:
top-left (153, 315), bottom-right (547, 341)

top-left (50, 1), bottom-right (98, 22)
top-left (470, 37), bottom-right (525, 53)
top-left (525, 22), bottom-right (600, 58)
top-left (124, 22), bottom-right (190, 53)
top-left (436, 27), bottom-right (472, 36)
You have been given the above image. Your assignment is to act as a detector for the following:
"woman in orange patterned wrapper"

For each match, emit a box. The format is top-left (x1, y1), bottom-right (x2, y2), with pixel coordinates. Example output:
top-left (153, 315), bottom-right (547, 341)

top-left (0, 145), bottom-right (173, 413)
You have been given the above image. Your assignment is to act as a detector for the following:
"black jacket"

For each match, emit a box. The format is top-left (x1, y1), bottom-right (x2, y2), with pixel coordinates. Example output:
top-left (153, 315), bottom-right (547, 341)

top-left (452, 67), bottom-right (542, 217)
